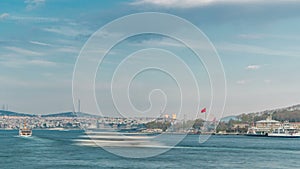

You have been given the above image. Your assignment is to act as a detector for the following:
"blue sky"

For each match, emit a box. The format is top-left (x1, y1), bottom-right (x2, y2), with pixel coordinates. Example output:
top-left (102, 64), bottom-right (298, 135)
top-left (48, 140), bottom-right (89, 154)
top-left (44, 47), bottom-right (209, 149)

top-left (1, 0), bottom-right (300, 118)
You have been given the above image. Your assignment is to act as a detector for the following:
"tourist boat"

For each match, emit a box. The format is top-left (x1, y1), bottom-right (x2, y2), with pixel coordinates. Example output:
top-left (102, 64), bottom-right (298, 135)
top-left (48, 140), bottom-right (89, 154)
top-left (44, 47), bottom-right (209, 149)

top-left (246, 115), bottom-right (300, 138)
top-left (19, 122), bottom-right (32, 137)
top-left (268, 121), bottom-right (300, 138)
top-left (246, 115), bottom-right (280, 137)
top-left (246, 127), bottom-right (269, 137)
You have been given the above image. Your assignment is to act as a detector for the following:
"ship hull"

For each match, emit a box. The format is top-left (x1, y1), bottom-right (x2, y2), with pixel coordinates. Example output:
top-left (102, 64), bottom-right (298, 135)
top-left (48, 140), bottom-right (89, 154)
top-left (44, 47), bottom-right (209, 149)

top-left (267, 133), bottom-right (300, 138)
top-left (245, 134), bottom-right (268, 137)
top-left (19, 130), bottom-right (32, 137)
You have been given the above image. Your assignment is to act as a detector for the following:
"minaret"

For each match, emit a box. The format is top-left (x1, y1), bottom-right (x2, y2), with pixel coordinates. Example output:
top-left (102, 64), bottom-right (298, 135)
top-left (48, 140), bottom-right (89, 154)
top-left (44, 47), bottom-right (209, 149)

top-left (72, 105), bottom-right (75, 114)
top-left (78, 99), bottom-right (81, 113)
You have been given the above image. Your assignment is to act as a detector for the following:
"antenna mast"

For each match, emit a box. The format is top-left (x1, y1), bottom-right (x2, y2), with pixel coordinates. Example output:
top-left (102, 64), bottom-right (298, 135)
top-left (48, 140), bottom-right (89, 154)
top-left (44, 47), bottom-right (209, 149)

top-left (78, 99), bottom-right (81, 113)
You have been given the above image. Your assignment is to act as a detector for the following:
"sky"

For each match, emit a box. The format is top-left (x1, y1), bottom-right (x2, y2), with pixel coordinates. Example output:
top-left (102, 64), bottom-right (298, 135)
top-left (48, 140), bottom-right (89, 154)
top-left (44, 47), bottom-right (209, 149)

top-left (1, 0), bottom-right (300, 118)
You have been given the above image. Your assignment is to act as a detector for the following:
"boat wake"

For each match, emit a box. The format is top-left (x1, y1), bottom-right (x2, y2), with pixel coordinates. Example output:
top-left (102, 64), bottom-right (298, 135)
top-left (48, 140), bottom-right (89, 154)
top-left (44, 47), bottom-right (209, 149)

top-left (73, 131), bottom-right (166, 148)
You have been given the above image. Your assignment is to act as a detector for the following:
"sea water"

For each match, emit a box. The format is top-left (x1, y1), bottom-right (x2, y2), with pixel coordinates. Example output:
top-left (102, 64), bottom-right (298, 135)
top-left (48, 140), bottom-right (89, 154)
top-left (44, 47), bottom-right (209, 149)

top-left (0, 130), bottom-right (299, 169)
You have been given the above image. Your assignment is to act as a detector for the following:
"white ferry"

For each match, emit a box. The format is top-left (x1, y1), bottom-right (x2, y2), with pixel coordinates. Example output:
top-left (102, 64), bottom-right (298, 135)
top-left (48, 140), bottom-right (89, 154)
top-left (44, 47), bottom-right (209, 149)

top-left (268, 121), bottom-right (300, 138)
top-left (246, 115), bottom-right (281, 137)
top-left (246, 115), bottom-right (300, 138)
top-left (19, 122), bottom-right (32, 137)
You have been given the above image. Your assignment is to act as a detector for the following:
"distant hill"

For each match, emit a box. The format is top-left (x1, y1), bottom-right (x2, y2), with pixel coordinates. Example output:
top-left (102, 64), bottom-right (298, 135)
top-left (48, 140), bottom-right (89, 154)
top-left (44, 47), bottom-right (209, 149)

top-left (272, 105), bottom-right (300, 122)
top-left (0, 110), bottom-right (36, 117)
top-left (237, 104), bottom-right (300, 122)
top-left (0, 110), bottom-right (100, 118)
top-left (220, 116), bottom-right (238, 122)
top-left (41, 112), bottom-right (101, 118)
top-left (2, 104), bottom-right (300, 122)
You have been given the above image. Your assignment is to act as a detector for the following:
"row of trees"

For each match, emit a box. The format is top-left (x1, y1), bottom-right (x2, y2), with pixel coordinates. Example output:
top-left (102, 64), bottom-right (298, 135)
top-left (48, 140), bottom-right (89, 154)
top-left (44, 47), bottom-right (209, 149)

top-left (145, 121), bottom-right (171, 131)
top-left (145, 119), bottom-right (244, 133)
top-left (273, 110), bottom-right (300, 122)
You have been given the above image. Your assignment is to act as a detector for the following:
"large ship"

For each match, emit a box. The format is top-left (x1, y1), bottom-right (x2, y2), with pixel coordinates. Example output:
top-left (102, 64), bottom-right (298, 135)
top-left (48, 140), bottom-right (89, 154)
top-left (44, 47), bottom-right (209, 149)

top-left (246, 115), bottom-right (281, 136)
top-left (268, 121), bottom-right (300, 138)
top-left (246, 115), bottom-right (300, 138)
top-left (19, 121), bottom-right (32, 137)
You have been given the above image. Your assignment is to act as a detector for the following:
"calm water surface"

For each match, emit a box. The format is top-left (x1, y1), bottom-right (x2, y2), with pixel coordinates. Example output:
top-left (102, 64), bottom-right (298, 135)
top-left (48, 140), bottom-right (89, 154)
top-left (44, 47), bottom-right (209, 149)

top-left (0, 130), bottom-right (299, 169)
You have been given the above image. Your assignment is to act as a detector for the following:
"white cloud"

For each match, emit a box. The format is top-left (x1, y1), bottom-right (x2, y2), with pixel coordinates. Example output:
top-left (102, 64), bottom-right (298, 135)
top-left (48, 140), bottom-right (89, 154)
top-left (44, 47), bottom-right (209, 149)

top-left (43, 26), bottom-right (91, 37)
top-left (236, 80), bottom-right (246, 85)
top-left (238, 34), bottom-right (264, 40)
top-left (24, 0), bottom-right (45, 10)
top-left (130, 0), bottom-right (295, 8)
top-left (56, 46), bottom-right (79, 53)
top-left (0, 13), bottom-right (9, 20)
top-left (238, 33), bottom-right (300, 41)
top-left (0, 75), bottom-right (69, 88)
top-left (129, 36), bottom-right (213, 52)
top-left (264, 79), bottom-right (271, 84)
top-left (246, 65), bottom-right (261, 70)
top-left (0, 58), bottom-right (56, 68)
top-left (42, 72), bottom-right (54, 77)
top-left (9, 16), bottom-right (59, 23)
top-left (4, 46), bottom-right (44, 56)
top-left (218, 43), bottom-right (300, 58)
top-left (0, 76), bottom-right (31, 87)
top-left (130, 0), bottom-right (229, 8)
top-left (29, 41), bottom-right (52, 46)
top-left (28, 60), bottom-right (56, 66)
top-left (131, 37), bottom-right (183, 48)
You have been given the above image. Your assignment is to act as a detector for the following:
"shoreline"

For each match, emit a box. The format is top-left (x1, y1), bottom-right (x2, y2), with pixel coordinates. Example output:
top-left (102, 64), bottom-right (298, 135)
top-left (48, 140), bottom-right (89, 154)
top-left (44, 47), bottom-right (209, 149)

top-left (0, 129), bottom-right (247, 135)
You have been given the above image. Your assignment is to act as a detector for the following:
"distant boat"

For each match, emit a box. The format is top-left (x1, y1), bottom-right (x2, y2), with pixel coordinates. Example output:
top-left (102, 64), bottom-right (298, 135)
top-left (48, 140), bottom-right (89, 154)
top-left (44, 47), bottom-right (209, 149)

top-left (19, 121), bottom-right (32, 137)
top-left (246, 115), bottom-right (280, 137)
top-left (268, 121), bottom-right (300, 138)
top-left (246, 115), bottom-right (300, 138)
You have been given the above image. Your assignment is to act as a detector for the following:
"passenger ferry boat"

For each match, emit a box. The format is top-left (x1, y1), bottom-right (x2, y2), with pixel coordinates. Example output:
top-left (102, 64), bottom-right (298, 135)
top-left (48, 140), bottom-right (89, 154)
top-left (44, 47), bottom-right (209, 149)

top-left (268, 121), bottom-right (300, 138)
top-left (19, 121), bottom-right (32, 137)
top-left (246, 115), bottom-right (300, 138)
top-left (246, 115), bottom-right (280, 137)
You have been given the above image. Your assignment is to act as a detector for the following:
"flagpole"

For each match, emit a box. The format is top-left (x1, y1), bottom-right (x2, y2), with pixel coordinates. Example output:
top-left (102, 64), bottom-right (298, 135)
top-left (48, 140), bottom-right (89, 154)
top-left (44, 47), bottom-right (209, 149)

top-left (201, 107), bottom-right (207, 121)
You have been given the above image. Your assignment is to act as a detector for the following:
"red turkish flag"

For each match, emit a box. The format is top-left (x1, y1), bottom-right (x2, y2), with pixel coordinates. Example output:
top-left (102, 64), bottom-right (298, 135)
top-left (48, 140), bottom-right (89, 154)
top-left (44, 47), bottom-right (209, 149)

top-left (201, 108), bottom-right (206, 113)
